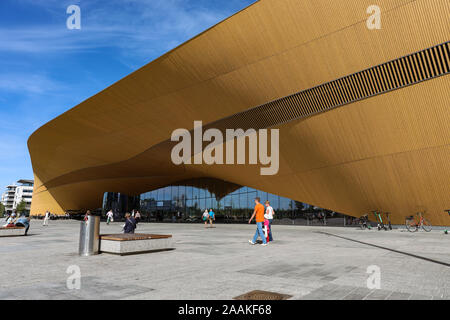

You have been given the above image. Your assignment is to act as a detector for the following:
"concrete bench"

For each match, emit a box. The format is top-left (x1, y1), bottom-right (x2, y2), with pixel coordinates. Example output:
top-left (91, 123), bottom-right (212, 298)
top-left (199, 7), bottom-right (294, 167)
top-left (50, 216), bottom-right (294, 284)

top-left (99, 233), bottom-right (173, 255)
top-left (0, 226), bottom-right (26, 237)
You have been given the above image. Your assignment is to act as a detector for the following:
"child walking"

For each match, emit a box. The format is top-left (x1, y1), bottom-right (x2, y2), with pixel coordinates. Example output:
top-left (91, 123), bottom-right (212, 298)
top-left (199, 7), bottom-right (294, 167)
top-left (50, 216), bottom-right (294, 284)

top-left (263, 218), bottom-right (270, 243)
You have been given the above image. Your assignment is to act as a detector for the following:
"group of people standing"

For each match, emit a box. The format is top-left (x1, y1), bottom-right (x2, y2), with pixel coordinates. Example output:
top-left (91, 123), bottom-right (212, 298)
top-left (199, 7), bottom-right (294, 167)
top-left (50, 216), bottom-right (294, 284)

top-left (248, 197), bottom-right (275, 246)
top-left (202, 208), bottom-right (215, 227)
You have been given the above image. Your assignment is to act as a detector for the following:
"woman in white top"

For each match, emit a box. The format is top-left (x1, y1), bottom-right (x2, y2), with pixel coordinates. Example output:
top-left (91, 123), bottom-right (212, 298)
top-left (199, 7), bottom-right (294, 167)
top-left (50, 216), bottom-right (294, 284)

top-left (43, 211), bottom-right (50, 226)
top-left (106, 210), bottom-right (114, 224)
top-left (202, 209), bottom-right (209, 227)
top-left (264, 201), bottom-right (275, 241)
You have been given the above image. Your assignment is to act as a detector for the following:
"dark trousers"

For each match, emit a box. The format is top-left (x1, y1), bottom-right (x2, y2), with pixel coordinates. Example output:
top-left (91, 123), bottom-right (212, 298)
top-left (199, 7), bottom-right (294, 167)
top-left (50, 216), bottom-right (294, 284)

top-left (268, 219), bottom-right (273, 241)
top-left (16, 223), bottom-right (29, 235)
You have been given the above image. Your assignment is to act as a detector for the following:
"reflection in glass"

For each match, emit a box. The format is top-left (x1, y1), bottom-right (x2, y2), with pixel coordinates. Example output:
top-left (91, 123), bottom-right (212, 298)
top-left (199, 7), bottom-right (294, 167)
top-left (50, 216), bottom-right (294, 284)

top-left (231, 194), bottom-right (238, 209)
top-left (193, 187), bottom-right (199, 201)
top-left (199, 187), bottom-right (205, 199)
top-left (268, 193), bottom-right (279, 210)
top-left (224, 195), bottom-right (231, 208)
top-left (200, 198), bottom-right (206, 211)
top-left (103, 177), bottom-right (347, 225)
top-left (247, 191), bottom-right (257, 209)
top-left (186, 186), bottom-right (193, 199)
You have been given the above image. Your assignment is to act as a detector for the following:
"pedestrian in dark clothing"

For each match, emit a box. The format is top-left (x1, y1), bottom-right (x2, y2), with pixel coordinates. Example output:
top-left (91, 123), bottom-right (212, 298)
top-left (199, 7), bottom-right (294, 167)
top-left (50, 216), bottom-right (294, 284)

top-left (123, 213), bottom-right (137, 234)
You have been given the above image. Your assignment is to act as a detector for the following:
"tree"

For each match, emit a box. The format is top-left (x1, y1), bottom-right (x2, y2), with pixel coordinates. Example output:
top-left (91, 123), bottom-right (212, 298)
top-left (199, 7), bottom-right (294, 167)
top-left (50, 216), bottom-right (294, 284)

top-left (0, 203), bottom-right (5, 217)
top-left (294, 201), bottom-right (304, 211)
top-left (15, 200), bottom-right (27, 214)
top-left (216, 199), bottom-right (223, 216)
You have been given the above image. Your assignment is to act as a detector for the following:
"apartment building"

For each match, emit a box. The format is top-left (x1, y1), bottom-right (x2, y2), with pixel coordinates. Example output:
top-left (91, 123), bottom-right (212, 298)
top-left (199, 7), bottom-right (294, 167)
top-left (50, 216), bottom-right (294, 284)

top-left (1, 179), bottom-right (34, 215)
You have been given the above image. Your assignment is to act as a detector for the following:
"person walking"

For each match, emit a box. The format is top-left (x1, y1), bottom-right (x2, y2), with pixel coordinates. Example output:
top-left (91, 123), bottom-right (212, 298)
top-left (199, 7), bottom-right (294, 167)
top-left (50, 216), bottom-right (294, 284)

top-left (202, 209), bottom-right (209, 227)
top-left (123, 213), bottom-right (137, 234)
top-left (83, 210), bottom-right (91, 221)
top-left (264, 201), bottom-right (275, 242)
top-left (106, 210), bottom-right (114, 225)
top-left (208, 208), bottom-right (215, 227)
top-left (263, 218), bottom-right (270, 243)
top-left (43, 210), bottom-right (50, 226)
top-left (248, 197), bottom-right (267, 246)
top-left (135, 210), bottom-right (141, 223)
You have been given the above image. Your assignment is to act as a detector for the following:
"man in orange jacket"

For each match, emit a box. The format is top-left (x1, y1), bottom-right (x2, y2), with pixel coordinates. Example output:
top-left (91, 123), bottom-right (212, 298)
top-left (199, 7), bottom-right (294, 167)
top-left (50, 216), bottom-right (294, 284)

top-left (248, 197), bottom-right (267, 246)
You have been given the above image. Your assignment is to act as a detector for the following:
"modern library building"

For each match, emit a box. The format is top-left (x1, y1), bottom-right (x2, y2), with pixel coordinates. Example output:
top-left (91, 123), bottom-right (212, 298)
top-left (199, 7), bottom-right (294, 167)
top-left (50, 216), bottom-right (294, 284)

top-left (28, 0), bottom-right (450, 225)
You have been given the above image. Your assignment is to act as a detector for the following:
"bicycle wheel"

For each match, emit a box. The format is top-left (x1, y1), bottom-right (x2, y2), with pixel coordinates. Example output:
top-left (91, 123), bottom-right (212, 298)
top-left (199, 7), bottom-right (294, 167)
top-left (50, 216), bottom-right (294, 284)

top-left (405, 219), bottom-right (417, 232)
top-left (422, 219), bottom-right (432, 232)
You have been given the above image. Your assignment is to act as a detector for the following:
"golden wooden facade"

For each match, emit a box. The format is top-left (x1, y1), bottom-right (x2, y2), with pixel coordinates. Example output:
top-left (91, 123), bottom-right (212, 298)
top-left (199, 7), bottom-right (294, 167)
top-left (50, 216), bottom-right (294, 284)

top-left (28, 0), bottom-right (450, 225)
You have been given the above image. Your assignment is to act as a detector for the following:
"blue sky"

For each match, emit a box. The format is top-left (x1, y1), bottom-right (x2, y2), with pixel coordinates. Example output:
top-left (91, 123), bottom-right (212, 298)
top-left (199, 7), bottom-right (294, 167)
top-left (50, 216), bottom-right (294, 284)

top-left (0, 0), bottom-right (256, 188)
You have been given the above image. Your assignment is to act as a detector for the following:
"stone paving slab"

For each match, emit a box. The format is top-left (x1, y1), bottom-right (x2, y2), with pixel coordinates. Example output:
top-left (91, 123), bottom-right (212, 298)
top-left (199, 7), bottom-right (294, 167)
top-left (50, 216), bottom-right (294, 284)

top-left (0, 221), bottom-right (449, 300)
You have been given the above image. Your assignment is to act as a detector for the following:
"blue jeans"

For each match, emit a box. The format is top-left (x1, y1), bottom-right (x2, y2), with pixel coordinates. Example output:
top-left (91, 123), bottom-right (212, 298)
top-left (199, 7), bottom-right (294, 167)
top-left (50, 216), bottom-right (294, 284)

top-left (252, 222), bottom-right (267, 244)
top-left (268, 219), bottom-right (273, 241)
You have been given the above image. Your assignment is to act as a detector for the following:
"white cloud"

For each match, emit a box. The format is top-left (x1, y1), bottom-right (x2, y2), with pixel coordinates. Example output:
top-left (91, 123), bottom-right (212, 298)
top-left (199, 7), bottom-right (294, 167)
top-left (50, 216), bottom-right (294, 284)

top-left (0, 0), bottom-right (231, 60)
top-left (0, 73), bottom-right (64, 94)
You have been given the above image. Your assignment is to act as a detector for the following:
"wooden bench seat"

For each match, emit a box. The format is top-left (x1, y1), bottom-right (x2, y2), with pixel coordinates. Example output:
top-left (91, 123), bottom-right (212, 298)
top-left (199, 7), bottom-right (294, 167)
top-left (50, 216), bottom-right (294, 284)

top-left (0, 226), bottom-right (25, 229)
top-left (0, 226), bottom-right (26, 237)
top-left (100, 234), bottom-right (171, 241)
top-left (99, 233), bottom-right (173, 255)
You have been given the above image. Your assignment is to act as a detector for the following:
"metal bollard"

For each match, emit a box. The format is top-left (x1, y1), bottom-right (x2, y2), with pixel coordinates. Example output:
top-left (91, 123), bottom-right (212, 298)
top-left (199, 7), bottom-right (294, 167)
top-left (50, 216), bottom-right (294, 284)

top-left (79, 215), bottom-right (100, 256)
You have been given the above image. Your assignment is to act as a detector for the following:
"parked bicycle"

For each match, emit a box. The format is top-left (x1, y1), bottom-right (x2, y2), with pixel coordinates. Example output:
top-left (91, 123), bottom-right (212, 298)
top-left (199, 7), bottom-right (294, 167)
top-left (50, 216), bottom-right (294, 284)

top-left (405, 212), bottom-right (432, 232)
top-left (372, 211), bottom-right (392, 231)
top-left (444, 210), bottom-right (450, 234)
top-left (359, 214), bottom-right (372, 230)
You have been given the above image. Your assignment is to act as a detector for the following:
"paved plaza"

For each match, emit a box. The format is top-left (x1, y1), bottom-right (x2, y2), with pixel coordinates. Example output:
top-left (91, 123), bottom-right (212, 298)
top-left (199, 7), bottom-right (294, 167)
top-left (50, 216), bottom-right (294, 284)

top-left (0, 220), bottom-right (449, 300)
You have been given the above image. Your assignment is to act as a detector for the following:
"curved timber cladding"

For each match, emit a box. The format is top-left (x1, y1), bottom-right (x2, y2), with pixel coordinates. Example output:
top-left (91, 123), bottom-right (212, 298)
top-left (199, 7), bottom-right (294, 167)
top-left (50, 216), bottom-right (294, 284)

top-left (205, 42), bottom-right (450, 132)
top-left (28, 0), bottom-right (450, 225)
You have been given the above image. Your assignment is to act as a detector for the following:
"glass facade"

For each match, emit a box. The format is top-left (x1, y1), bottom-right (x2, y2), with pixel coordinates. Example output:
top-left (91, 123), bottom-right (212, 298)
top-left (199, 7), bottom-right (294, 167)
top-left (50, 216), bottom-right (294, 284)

top-left (102, 178), bottom-right (349, 225)
top-left (138, 184), bottom-right (298, 223)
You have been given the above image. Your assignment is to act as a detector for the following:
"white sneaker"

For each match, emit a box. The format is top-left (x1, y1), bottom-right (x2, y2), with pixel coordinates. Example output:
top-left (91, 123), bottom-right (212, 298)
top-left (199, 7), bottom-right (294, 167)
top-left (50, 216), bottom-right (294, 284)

top-left (261, 243), bottom-right (268, 246)
top-left (248, 240), bottom-right (256, 245)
